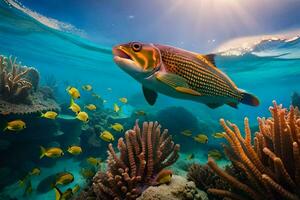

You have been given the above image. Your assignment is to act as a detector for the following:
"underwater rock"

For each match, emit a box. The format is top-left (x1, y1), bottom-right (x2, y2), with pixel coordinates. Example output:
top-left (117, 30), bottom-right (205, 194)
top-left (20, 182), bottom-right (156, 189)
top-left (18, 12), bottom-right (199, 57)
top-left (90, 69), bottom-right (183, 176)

top-left (291, 92), bottom-right (300, 109)
top-left (78, 121), bottom-right (180, 200)
top-left (137, 175), bottom-right (208, 200)
top-left (207, 101), bottom-right (300, 200)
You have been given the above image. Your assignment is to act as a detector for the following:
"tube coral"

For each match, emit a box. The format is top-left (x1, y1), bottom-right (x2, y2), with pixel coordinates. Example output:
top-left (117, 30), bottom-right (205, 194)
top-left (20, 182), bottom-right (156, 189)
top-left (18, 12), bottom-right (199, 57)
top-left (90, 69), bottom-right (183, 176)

top-left (207, 101), bottom-right (300, 200)
top-left (90, 121), bottom-right (180, 200)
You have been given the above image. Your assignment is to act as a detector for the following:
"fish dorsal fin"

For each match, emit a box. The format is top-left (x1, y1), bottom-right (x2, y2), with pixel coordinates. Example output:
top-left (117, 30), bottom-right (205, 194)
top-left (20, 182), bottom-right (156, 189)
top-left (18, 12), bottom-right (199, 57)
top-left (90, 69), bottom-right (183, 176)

top-left (156, 73), bottom-right (201, 96)
top-left (197, 54), bottom-right (216, 67)
top-left (142, 86), bottom-right (158, 106)
top-left (206, 103), bottom-right (223, 109)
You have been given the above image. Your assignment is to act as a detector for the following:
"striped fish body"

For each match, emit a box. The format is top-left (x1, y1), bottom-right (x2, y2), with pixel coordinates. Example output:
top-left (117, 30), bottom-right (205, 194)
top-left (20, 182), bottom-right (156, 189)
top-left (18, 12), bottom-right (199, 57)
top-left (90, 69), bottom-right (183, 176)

top-left (144, 44), bottom-right (256, 108)
top-left (113, 42), bottom-right (259, 108)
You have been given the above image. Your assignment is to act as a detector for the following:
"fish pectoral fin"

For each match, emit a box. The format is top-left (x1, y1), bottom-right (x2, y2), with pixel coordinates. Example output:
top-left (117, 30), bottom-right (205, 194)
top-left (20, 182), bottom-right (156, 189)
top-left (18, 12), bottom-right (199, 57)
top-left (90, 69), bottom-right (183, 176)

top-left (142, 86), bottom-right (158, 106)
top-left (156, 72), bottom-right (189, 88)
top-left (175, 87), bottom-right (201, 96)
top-left (156, 72), bottom-right (201, 95)
top-left (206, 103), bottom-right (223, 109)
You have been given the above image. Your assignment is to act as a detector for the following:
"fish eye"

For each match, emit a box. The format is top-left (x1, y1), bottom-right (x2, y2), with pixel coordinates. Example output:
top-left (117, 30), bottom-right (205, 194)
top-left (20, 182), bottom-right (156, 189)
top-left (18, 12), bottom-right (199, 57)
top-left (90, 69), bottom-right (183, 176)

top-left (131, 42), bottom-right (142, 52)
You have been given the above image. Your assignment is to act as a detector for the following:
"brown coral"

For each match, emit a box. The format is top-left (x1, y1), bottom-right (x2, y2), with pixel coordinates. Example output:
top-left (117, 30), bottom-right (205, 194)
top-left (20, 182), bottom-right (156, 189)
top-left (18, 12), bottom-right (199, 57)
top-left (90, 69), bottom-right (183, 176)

top-left (207, 101), bottom-right (300, 200)
top-left (90, 121), bottom-right (180, 200)
top-left (0, 55), bottom-right (39, 102)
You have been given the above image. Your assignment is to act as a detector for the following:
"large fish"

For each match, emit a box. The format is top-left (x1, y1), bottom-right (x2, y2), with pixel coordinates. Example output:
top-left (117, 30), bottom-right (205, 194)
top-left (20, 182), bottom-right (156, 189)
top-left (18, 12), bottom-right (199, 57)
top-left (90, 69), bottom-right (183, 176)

top-left (112, 42), bottom-right (259, 108)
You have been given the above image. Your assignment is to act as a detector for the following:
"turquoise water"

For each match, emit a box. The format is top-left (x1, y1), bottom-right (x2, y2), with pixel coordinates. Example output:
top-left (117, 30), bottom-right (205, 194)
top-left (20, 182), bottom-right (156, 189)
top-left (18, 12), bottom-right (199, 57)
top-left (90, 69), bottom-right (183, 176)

top-left (0, 0), bottom-right (300, 199)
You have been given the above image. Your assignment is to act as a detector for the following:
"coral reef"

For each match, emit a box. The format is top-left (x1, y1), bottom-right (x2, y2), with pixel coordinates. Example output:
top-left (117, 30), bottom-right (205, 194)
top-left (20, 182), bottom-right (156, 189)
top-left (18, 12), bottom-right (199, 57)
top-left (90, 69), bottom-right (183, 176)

top-left (77, 121), bottom-right (180, 200)
top-left (0, 55), bottom-right (39, 102)
top-left (207, 101), bottom-right (300, 200)
top-left (0, 55), bottom-right (59, 114)
top-left (187, 164), bottom-right (230, 200)
top-left (136, 175), bottom-right (208, 200)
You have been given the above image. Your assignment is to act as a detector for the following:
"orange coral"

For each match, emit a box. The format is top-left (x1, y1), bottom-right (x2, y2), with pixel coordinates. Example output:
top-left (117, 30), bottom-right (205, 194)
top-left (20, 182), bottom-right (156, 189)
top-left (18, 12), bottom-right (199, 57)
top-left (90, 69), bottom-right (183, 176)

top-left (92, 121), bottom-right (180, 200)
top-left (207, 101), bottom-right (300, 200)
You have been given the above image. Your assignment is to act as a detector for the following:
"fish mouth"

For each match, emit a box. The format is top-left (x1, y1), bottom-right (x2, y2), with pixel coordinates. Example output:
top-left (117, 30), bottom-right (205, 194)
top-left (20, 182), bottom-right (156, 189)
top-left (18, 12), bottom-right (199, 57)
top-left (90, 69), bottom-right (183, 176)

top-left (112, 46), bottom-right (132, 61)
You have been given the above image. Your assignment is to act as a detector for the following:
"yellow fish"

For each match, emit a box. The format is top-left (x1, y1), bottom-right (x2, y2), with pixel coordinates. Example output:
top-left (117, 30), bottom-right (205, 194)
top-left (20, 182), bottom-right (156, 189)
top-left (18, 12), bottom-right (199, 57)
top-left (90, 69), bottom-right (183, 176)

top-left (85, 104), bottom-right (96, 111)
top-left (40, 146), bottom-right (64, 159)
top-left (86, 157), bottom-right (101, 166)
top-left (113, 42), bottom-right (259, 108)
top-left (82, 84), bottom-right (92, 91)
top-left (67, 145), bottom-right (82, 155)
top-left (119, 97), bottom-right (128, 104)
top-left (29, 168), bottom-right (41, 176)
top-left (181, 129), bottom-right (193, 137)
top-left (212, 132), bottom-right (225, 139)
top-left (110, 123), bottom-right (124, 132)
top-left (194, 134), bottom-right (208, 144)
top-left (66, 86), bottom-right (80, 99)
top-left (135, 110), bottom-right (146, 116)
top-left (69, 98), bottom-right (81, 114)
top-left (4, 120), bottom-right (26, 132)
top-left (80, 168), bottom-right (95, 179)
top-left (186, 154), bottom-right (195, 160)
top-left (99, 130), bottom-right (114, 142)
top-left (154, 170), bottom-right (172, 185)
top-left (76, 111), bottom-right (89, 123)
top-left (41, 111), bottom-right (58, 119)
top-left (113, 103), bottom-right (120, 113)
top-left (54, 184), bottom-right (79, 200)
top-left (55, 172), bottom-right (74, 186)
top-left (208, 149), bottom-right (222, 160)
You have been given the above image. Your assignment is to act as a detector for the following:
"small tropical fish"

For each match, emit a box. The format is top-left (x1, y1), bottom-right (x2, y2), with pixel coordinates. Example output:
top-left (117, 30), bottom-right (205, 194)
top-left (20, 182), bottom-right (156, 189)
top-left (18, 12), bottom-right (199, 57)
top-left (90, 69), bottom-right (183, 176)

top-left (76, 111), bottom-right (89, 123)
top-left (194, 134), bottom-right (208, 144)
top-left (113, 42), bottom-right (259, 108)
top-left (103, 99), bottom-right (107, 103)
top-left (40, 146), bottom-right (64, 159)
top-left (66, 86), bottom-right (80, 99)
top-left (29, 168), bottom-right (41, 176)
top-left (80, 168), bottom-right (95, 179)
top-left (92, 93), bottom-right (101, 99)
top-left (107, 87), bottom-right (112, 92)
top-left (135, 110), bottom-right (146, 116)
top-left (41, 111), bottom-right (58, 119)
top-left (67, 145), bottom-right (82, 155)
top-left (86, 157), bottom-right (101, 166)
top-left (23, 180), bottom-right (32, 197)
top-left (113, 103), bottom-right (120, 112)
top-left (72, 184), bottom-right (80, 193)
top-left (110, 123), bottom-right (124, 132)
top-left (85, 104), bottom-right (96, 111)
top-left (54, 186), bottom-right (72, 200)
top-left (69, 98), bottom-right (81, 114)
top-left (99, 130), bottom-right (114, 142)
top-left (55, 172), bottom-right (74, 186)
top-left (3, 120), bottom-right (26, 132)
top-left (212, 132), bottom-right (225, 139)
top-left (208, 149), bottom-right (222, 160)
top-left (119, 97), bottom-right (128, 104)
top-left (181, 129), bottom-right (193, 137)
top-left (154, 169), bottom-right (172, 185)
top-left (82, 84), bottom-right (92, 91)
top-left (186, 154), bottom-right (195, 160)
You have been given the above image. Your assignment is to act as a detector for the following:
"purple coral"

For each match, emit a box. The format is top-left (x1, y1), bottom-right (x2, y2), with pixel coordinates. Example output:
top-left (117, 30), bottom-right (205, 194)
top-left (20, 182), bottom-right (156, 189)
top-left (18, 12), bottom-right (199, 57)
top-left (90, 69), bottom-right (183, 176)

top-left (87, 121), bottom-right (180, 200)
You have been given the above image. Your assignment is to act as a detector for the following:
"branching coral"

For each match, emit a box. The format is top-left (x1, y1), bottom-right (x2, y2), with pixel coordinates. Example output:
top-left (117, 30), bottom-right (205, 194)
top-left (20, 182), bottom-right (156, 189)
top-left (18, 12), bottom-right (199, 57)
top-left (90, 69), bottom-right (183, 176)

top-left (91, 121), bottom-right (180, 200)
top-left (0, 55), bottom-right (39, 102)
top-left (207, 101), bottom-right (300, 200)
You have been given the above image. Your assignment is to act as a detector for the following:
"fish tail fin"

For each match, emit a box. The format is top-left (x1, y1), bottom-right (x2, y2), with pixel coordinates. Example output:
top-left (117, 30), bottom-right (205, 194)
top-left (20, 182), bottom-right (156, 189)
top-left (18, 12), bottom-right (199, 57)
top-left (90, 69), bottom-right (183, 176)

top-left (40, 112), bottom-right (44, 117)
top-left (54, 186), bottom-right (62, 200)
top-left (239, 90), bottom-right (260, 107)
top-left (40, 146), bottom-right (46, 159)
top-left (70, 98), bottom-right (75, 106)
top-left (3, 126), bottom-right (7, 132)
